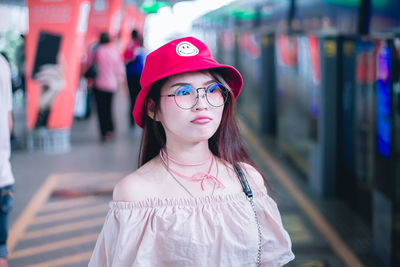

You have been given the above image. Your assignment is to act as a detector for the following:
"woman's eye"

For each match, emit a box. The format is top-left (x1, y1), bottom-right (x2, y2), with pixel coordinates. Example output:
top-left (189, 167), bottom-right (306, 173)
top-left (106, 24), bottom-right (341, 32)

top-left (207, 84), bottom-right (220, 93)
top-left (176, 85), bottom-right (193, 96)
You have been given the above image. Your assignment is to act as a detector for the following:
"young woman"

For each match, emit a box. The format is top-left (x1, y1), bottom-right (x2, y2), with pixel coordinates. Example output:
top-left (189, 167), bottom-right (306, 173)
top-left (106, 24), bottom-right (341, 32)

top-left (89, 37), bottom-right (294, 266)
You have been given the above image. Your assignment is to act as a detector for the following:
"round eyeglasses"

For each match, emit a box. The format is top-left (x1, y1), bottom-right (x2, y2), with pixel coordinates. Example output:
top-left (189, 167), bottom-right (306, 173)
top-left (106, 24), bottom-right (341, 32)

top-left (160, 83), bottom-right (230, 110)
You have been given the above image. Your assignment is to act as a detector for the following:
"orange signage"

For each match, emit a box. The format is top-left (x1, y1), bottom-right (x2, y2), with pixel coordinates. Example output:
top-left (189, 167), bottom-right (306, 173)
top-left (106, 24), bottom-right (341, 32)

top-left (26, 0), bottom-right (91, 129)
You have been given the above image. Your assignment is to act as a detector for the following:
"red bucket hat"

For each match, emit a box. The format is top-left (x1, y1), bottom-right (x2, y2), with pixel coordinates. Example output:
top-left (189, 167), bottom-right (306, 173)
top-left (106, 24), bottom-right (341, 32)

top-left (133, 36), bottom-right (243, 128)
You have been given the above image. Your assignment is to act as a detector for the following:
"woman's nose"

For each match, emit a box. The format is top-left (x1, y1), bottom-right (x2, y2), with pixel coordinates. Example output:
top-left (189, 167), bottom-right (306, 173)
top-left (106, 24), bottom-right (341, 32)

top-left (194, 89), bottom-right (208, 110)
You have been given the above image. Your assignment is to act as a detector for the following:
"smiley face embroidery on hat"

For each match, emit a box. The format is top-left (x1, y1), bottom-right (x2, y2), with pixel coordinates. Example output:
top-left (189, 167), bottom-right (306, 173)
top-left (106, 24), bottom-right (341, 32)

top-left (176, 41), bottom-right (199, 57)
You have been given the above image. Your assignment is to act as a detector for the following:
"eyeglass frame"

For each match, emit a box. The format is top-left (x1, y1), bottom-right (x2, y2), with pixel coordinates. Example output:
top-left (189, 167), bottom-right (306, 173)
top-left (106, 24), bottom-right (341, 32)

top-left (159, 83), bottom-right (230, 110)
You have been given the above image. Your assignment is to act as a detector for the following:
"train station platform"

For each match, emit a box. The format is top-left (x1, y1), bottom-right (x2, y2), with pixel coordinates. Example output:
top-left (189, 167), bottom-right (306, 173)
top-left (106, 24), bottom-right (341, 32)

top-left (7, 92), bottom-right (382, 266)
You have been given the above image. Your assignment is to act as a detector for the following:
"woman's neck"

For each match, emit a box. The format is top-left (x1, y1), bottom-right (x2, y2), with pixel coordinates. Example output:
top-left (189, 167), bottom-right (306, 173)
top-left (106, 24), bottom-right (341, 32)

top-left (163, 142), bottom-right (211, 166)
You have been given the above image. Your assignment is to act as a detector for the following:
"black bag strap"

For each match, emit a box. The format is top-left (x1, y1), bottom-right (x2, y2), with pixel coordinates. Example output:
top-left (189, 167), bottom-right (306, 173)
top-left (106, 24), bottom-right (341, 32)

top-left (233, 164), bottom-right (253, 199)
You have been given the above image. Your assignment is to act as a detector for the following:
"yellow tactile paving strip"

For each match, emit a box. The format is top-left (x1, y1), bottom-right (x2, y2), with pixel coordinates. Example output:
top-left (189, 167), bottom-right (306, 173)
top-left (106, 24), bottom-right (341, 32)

top-left (30, 204), bottom-right (109, 225)
top-left (10, 233), bottom-right (99, 259)
top-left (8, 172), bottom-right (124, 267)
top-left (21, 217), bottom-right (106, 241)
top-left (8, 175), bottom-right (58, 254)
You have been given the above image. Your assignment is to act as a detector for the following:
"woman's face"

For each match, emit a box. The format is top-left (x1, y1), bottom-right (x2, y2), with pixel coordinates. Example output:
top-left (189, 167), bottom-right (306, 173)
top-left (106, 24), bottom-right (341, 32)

top-left (156, 71), bottom-right (224, 145)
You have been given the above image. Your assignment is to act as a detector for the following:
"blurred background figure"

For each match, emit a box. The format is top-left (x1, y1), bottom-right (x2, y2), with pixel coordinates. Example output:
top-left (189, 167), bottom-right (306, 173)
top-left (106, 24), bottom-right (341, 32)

top-left (0, 52), bottom-right (15, 267)
top-left (123, 29), bottom-right (146, 131)
top-left (34, 64), bottom-right (64, 128)
top-left (92, 32), bottom-right (126, 143)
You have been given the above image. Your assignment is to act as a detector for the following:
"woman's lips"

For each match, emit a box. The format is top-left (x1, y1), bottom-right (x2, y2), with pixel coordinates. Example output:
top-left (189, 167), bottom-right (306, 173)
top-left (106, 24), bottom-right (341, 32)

top-left (191, 116), bottom-right (212, 124)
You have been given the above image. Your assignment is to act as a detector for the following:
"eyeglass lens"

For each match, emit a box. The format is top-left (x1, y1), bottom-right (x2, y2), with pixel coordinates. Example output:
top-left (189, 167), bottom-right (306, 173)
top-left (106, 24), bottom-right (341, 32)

top-left (173, 84), bottom-right (228, 109)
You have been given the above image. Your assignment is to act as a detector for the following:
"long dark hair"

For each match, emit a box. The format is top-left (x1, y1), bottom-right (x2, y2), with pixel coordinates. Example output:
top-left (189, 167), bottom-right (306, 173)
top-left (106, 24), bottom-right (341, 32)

top-left (137, 70), bottom-right (270, 188)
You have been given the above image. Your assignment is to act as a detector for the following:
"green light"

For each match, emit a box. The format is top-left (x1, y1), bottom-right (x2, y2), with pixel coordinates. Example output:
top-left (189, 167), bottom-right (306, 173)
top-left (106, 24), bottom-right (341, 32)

top-left (229, 7), bottom-right (256, 20)
top-left (140, 1), bottom-right (170, 14)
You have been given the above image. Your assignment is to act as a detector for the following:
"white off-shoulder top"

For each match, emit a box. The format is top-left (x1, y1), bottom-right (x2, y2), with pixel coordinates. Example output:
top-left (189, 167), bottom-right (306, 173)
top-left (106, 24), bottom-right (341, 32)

top-left (89, 190), bottom-right (294, 267)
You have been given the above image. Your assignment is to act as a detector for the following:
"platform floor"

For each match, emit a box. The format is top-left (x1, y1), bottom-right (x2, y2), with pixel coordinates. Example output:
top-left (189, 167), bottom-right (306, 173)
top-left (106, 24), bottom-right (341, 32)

top-left (7, 91), bottom-right (382, 266)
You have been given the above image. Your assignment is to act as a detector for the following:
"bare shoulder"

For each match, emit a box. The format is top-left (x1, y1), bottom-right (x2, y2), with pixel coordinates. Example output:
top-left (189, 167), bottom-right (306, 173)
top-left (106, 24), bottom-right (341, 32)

top-left (239, 163), bottom-right (267, 192)
top-left (113, 158), bottom-right (162, 202)
top-left (112, 172), bottom-right (144, 202)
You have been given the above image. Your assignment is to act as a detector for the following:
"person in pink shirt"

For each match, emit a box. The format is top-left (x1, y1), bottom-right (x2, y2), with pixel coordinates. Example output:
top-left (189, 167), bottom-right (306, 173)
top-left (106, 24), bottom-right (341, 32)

top-left (89, 37), bottom-right (294, 266)
top-left (93, 32), bottom-right (126, 142)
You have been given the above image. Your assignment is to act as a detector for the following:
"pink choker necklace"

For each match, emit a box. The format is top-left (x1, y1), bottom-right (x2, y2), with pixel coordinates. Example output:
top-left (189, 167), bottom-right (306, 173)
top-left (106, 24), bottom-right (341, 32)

top-left (160, 149), bottom-right (212, 166)
top-left (159, 150), bottom-right (225, 191)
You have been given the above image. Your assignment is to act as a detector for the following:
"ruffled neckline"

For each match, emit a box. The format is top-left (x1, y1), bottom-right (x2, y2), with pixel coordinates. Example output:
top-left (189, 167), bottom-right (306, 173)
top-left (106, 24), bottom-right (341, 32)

top-left (110, 190), bottom-right (268, 209)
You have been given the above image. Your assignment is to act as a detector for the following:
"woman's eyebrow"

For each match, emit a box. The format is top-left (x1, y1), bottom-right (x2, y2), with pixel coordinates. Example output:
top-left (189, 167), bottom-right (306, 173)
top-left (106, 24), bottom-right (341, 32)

top-left (204, 79), bottom-right (218, 85)
top-left (169, 82), bottom-right (190, 88)
top-left (169, 79), bottom-right (217, 88)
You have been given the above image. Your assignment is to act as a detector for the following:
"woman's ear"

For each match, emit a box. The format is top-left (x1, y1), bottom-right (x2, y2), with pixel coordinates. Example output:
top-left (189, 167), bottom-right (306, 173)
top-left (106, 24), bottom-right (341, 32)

top-left (146, 99), bottom-right (158, 121)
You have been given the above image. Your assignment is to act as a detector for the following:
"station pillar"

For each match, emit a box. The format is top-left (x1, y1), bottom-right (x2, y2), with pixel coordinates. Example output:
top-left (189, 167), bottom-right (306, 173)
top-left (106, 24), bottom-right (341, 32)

top-left (310, 34), bottom-right (340, 196)
top-left (259, 32), bottom-right (277, 136)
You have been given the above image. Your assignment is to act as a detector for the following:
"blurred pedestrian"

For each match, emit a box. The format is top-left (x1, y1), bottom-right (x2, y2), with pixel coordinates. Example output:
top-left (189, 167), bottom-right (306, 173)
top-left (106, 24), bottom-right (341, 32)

top-left (92, 32), bottom-right (126, 142)
top-left (123, 29), bottom-right (146, 129)
top-left (89, 37), bottom-right (294, 266)
top-left (0, 53), bottom-right (15, 267)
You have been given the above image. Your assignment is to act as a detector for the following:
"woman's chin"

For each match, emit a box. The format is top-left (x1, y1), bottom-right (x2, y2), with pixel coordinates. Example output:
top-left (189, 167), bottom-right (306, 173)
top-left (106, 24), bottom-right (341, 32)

top-left (181, 132), bottom-right (216, 144)
top-left (165, 124), bottom-right (219, 144)
top-left (192, 127), bottom-right (218, 140)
